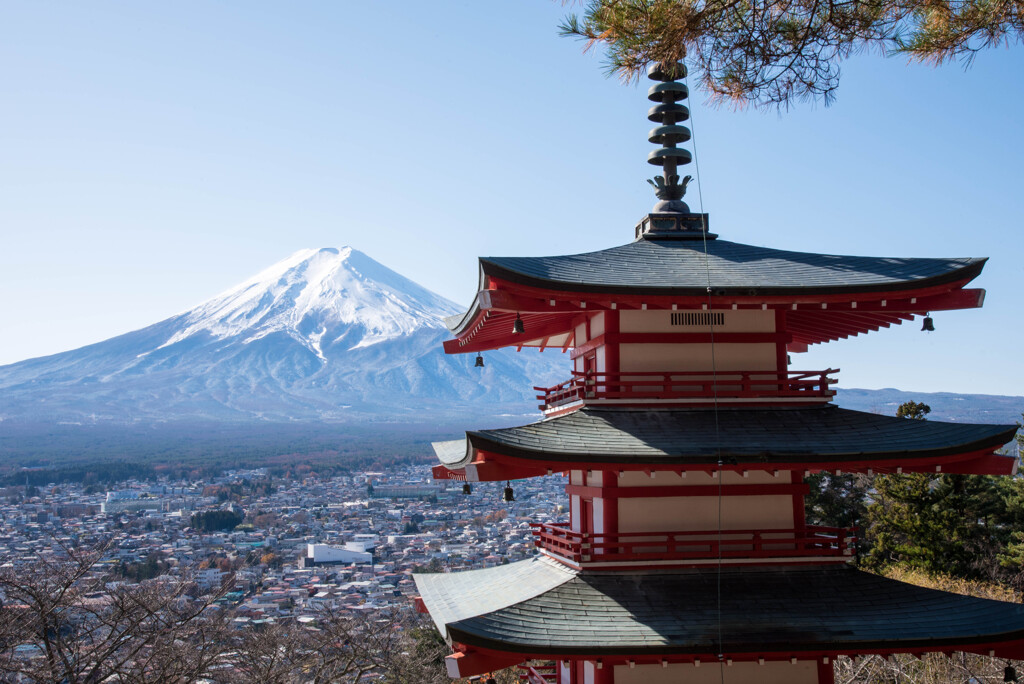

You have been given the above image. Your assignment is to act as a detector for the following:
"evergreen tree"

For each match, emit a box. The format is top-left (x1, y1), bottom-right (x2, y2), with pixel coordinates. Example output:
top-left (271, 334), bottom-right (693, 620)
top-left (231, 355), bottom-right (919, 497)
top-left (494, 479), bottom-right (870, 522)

top-left (562, 0), bottom-right (1024, 108)
top-left (863, 402), bottom-right (1020, 580)
top-left (191, 509), bottom-right (244, 532)
top-left (804, 471), bottom-right (871, 558)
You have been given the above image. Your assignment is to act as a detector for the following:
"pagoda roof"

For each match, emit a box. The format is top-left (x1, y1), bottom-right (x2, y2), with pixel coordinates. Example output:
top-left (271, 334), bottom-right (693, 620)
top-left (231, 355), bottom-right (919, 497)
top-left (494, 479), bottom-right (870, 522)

top-left (415, 558), bottom-right (1024, 657)
top-left (435, 406), bottom-right (1017, 477)
top-left (478, 236), bottom-right (985, 298)
top-left (443, 234), bottom-right (988, 352)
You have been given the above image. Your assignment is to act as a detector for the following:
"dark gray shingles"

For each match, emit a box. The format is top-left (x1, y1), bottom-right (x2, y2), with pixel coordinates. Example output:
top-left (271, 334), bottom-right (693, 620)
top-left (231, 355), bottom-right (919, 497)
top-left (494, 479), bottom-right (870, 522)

top-left (447, 565), bottom-right (1024, 655)
top-left (464, 406), bottom-right (1016, 466)
top-left (482, 238), bottom-right (985, 295)
top-left (414, 556), bottom-right (576, 639)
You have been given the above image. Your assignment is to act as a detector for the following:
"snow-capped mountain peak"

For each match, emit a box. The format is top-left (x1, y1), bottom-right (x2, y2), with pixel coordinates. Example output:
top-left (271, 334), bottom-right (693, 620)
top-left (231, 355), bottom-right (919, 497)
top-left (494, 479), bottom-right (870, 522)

top-left (161, 247), bottom-right (461, 355)
top-left (0, 246), bottom-right (564, 426)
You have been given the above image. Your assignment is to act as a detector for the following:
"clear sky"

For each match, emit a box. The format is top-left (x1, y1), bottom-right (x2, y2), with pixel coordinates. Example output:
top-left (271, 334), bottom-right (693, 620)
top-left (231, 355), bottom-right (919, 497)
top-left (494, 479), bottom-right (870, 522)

top-left (1, 2), bottom-right (1022, 396)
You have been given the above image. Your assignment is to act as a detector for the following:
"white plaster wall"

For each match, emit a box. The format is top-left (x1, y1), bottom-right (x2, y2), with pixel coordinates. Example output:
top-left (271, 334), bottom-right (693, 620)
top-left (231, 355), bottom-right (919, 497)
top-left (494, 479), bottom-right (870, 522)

top-left (591, 312), bottom-right (606, 338)
top-left (619, 343), bottom-right (777, 372)
top-left (619, 309), bottom-right (775, 333)
top-left (593, 499), bottom-right (605, 534)
top-left (576, 321), bottom-right (589, 345)
top-left (618, 495), bottom-right (793, 533)
top-left (613, 661), bottom-right (819, 683)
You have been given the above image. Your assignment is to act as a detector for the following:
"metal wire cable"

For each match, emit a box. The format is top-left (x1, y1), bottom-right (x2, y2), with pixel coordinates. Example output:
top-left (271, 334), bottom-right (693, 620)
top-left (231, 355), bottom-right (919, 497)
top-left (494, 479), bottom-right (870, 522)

top-left (684, 67), bottom-right (726, 683)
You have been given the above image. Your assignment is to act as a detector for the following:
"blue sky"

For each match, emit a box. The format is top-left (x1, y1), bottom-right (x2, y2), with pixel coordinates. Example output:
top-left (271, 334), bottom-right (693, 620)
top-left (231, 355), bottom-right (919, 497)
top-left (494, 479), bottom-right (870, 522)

top-left (1, 2), bottom-right (1022, 396)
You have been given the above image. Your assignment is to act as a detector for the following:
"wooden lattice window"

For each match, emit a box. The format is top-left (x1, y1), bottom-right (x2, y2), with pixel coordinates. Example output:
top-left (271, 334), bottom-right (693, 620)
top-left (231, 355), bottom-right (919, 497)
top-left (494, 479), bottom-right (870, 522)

top-left (670, 312), bottom-right (724, 326)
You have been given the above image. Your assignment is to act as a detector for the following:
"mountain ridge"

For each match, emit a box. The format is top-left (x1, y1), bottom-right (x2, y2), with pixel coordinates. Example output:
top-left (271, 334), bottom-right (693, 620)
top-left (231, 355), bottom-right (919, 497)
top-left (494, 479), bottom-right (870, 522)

top-left (0, 247), bottom-right (564, 425)
top-left (834, 387), bottom-right (1023, 426)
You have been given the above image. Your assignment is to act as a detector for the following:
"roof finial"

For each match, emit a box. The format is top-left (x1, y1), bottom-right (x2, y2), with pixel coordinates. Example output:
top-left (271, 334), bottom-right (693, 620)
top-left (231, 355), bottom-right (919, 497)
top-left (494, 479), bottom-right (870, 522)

top-left (646, 62), bottom-right (693, 213)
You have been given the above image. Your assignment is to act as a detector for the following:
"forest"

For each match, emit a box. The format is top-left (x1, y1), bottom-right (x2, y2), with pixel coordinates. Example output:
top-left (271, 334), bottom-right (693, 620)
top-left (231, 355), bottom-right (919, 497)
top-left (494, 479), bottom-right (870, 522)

top-left (0, 420), bottom-right (449, 486)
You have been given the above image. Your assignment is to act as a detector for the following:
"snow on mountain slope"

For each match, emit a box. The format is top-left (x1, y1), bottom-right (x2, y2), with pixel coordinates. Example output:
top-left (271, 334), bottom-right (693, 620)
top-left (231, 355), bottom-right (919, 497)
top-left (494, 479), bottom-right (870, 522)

top-left (0, 248), bottom-right (565, 424)
top-left (160, 247), bottom-right (460, 354)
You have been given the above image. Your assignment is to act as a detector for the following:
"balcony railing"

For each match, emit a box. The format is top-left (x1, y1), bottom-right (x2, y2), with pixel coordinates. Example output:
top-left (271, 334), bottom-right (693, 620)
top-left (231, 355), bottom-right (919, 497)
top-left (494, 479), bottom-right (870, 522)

top-left (518, 664), bottom-right (556, 684)
top-left (530, 522), bottom-right (856, 568)
top-left (534, 369), bottom-right (838, 410)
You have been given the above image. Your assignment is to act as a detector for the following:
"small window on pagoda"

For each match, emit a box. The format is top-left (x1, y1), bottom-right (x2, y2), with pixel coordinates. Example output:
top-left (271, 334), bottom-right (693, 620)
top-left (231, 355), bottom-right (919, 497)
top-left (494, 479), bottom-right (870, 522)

top-left (670, 312), bottom-right (724, 326)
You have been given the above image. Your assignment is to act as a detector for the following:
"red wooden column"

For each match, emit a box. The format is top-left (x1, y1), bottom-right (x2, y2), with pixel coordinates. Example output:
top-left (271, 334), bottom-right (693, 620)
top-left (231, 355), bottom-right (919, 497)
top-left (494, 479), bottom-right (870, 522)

top-left (601, 470), bottom-right (619, 537)
top-left (792, 469), bottom-right (807, 531)
top-left (818, 659), bottom-right (836, 684)
top-left (604, 310), bottom-right (620, 376)
top-left (775, 309), bottom-right (788, 375)
top-left (591, 661), bottom-right (615, 684)
top-left (597, 469), bottom-right (619, 557)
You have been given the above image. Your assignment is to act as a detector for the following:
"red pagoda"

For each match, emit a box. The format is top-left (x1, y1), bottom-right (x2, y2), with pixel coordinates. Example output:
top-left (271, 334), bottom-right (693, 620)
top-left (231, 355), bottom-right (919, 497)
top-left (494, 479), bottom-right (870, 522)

top-left (415, 62), bottom-right (1023, 684)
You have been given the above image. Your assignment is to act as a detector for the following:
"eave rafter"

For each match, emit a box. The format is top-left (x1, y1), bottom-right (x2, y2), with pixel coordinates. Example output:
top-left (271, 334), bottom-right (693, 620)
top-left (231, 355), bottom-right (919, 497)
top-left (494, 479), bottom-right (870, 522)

top-left (444, 274), bottom-right (985, 354)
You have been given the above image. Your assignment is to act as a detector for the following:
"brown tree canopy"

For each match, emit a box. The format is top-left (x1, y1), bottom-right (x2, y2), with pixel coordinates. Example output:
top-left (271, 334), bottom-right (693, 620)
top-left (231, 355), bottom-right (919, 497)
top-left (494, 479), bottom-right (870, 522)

top-left (561, 0), bottom-right (1023, 107)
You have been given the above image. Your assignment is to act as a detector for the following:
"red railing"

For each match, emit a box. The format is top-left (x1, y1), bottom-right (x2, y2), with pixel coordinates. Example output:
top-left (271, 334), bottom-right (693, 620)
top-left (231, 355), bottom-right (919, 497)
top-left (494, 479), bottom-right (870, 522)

top-left (530, 522), bottom-right (856, 566)
top-left (518, 664), bottom-right (556, 683)
top-left (534, 369), bottom-right (837, 409)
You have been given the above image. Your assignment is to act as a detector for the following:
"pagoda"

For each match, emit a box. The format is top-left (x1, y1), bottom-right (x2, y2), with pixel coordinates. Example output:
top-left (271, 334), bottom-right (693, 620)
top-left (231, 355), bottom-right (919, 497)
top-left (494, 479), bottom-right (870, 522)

top-left (415, 62), bottom-right (1024, 684)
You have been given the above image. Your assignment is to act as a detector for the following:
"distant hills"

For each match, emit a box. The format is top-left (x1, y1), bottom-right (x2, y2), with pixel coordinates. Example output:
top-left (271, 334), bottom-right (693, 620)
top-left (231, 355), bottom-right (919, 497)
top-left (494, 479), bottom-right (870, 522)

top-left (835, 388), bottom-right (1022, 427)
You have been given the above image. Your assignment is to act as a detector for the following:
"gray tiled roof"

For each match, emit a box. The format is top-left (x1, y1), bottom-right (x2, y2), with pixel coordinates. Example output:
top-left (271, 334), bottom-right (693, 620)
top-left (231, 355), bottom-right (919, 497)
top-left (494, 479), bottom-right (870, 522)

top-left (481, 238), bottom-right (985, 295)
top-left (432, 562), bottom-right (1024, 655)
top-left (414, 556), bottom-right (576, 640)
top-left (459, 406), bottom-right (1016, 466)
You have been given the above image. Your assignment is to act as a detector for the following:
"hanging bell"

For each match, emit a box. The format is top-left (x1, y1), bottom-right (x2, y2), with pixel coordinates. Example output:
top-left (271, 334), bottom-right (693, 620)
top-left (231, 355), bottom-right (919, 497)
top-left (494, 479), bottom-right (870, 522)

top-left (512, 313), bottom-right (525, 334)
top-left (921, 314), bottom-right (935, 332)
top-left (462, 483), bottom-right (472, 495)
top-left (502, 481), bottom-right (515, 502)
top-left (1005, 664), bottom-right (1018, 683)
top-left (474, 353), bottom-right (485, 368)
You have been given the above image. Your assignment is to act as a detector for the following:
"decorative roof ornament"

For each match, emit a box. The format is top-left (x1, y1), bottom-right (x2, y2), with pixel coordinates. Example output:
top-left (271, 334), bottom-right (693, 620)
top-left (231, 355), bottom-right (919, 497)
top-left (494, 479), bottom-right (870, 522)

top-left (646, 61), bottom-right (694, 214)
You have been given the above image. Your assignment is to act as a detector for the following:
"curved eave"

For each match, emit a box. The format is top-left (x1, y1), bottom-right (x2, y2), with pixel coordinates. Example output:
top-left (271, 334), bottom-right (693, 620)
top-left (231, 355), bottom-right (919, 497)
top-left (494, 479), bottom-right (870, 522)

top-left (466, 428), bottom-right (1017, 466)
top-left (433, 407), bottom-right (1018, 478)
top-left (443, 261), bottom-right (488, 335)
top-left (436, 564), bottom-right (1024, 659)
top-left (413, 557), bottom-right (576, 643)
top-left (481, 257), bottom-right (986, 297)
top-left (478, 242), bottom-right (987, 298)
top-left (443, 269), bottom-right (987, 355)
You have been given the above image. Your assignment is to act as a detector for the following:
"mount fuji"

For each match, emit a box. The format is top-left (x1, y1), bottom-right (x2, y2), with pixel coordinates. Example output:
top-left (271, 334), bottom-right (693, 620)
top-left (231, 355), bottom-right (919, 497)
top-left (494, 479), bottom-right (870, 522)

top-left (0, 248), bottom-right (566, 426)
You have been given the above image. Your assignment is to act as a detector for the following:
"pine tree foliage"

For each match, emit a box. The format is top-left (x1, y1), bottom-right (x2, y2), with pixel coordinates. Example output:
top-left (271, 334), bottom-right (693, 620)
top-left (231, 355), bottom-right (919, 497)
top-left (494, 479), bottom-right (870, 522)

top-left (805, 402), bottom-right (1024, 585)
top-left (804, 471), bottom-right (871, 554)
top-left (561, 0), bottom-right (1024, 107)
top-left (857, 403), bottom-right (1024, 584)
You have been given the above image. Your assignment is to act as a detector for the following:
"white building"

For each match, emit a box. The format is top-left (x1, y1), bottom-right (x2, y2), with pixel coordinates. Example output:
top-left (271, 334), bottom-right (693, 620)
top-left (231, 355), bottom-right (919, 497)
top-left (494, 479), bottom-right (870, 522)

top-left (306, 541), bottom-right (373, 565)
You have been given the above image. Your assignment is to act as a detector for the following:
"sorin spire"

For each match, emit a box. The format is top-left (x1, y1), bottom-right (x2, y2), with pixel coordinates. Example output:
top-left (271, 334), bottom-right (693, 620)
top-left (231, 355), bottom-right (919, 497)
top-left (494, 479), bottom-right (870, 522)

top-left (646, 62), bottom-right (694, 213)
